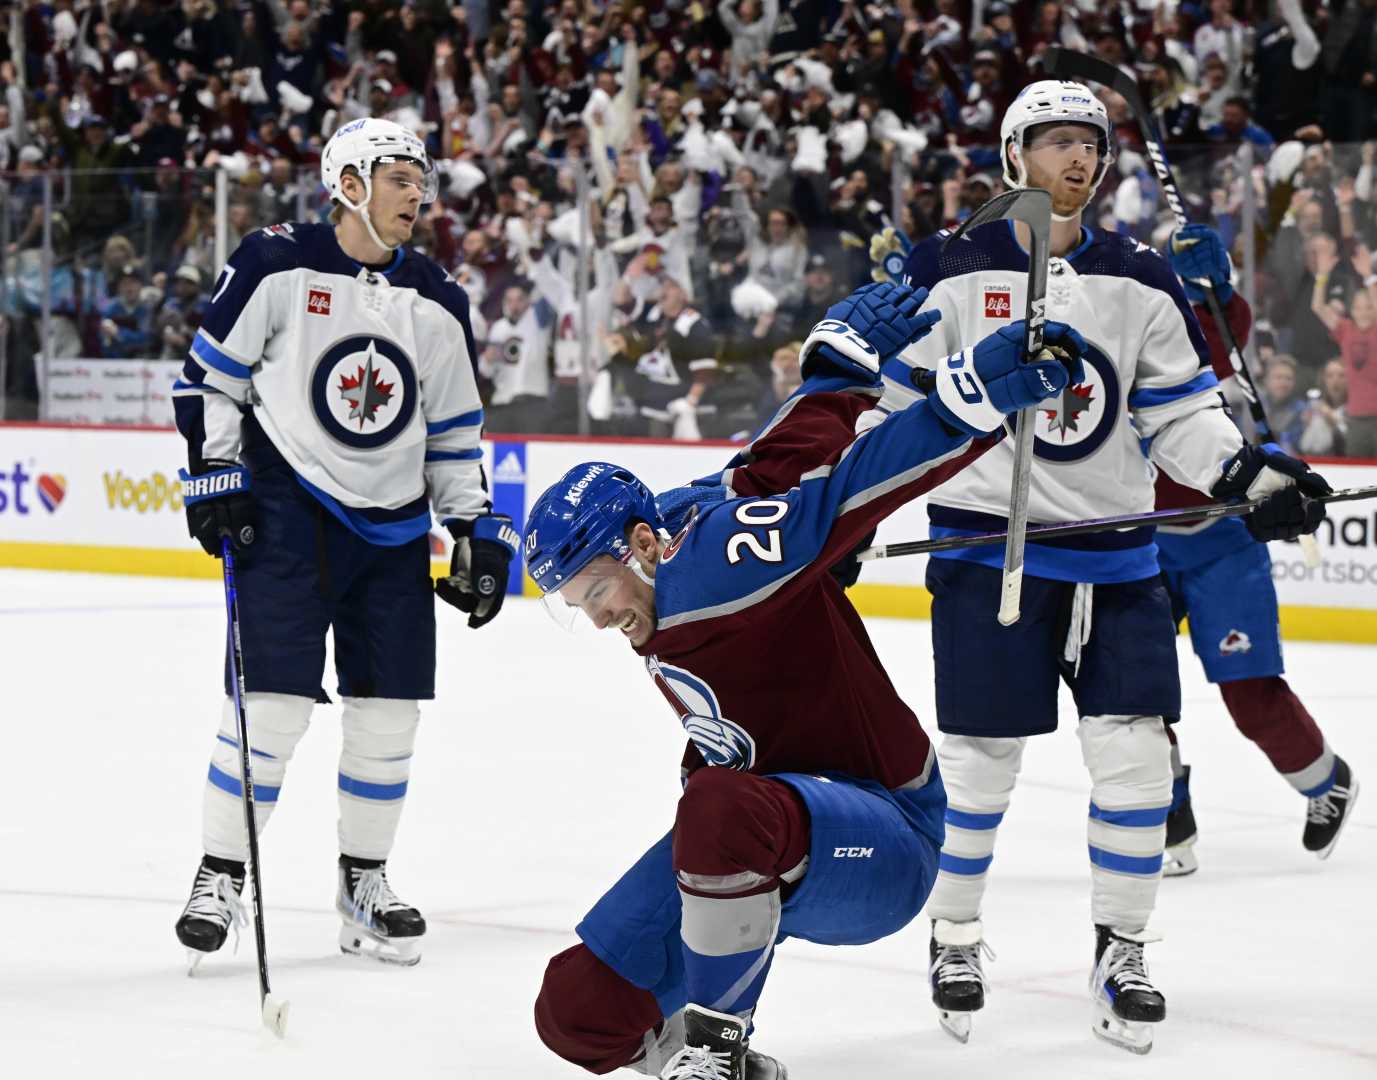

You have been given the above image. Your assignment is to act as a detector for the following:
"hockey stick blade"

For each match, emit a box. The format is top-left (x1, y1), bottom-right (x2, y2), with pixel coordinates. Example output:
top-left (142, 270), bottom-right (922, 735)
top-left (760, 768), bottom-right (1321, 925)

top-left (857, 484), bottom-right (1377, 562)
top-left (262, 993), bottom-right (290, 1039)
top-left (943, 188), bottom-right (1053, 249)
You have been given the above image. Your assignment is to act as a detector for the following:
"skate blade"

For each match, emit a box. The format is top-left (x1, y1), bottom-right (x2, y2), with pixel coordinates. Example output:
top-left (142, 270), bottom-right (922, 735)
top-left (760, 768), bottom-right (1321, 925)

top-left (1092, 1004), bottom-right (1155, 1055)
top-left (185, 948), bottom-right (208, 976)
top-left (1163, 839), bottom-right (1198, 877)
top-left (338, 923), bottom-right (422, 967)
top-left (262, 993), bottom-right (290, 1038)
top-left (938, 1010), bottom-right (973, 1044)
top-left (1316, 779), bottom-right (1359, 861)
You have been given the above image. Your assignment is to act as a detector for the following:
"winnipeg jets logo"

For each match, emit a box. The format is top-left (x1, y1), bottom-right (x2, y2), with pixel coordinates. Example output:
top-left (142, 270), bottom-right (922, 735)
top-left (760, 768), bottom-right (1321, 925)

top-left (1032, 342), bottom-right (1120, 463)
top-left (310, 335), bottom-right (417, 450)
top-left (646, 656), bottom-right (755, 770)
top-left (338, 350), bottom-right (395, 427)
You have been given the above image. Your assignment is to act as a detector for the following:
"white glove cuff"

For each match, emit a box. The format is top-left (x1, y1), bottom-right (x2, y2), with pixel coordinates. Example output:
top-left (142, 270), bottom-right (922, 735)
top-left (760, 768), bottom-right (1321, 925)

top-left (1244, 465), bottom-right (1292, 501)
top-left (799, 319), bottom-right (881, 374)
top-left (933, 348), bottom-right (1006, 434)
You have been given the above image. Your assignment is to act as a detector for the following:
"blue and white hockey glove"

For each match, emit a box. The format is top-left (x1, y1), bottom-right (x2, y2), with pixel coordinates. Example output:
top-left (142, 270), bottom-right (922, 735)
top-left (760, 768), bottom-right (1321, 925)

top-left (438, 513), bottom-right (520, 629)
top-left (1169, 224), bottom-right (1233, 304)
top-left (869, 226), bottom-right (913, 284)
top-left (799, 281), bottom-right (940, 384)
top-left (925, 320), bottom-right (1088, 437)
top-left (1211, 442), bottom-right (1331, 542)
top-left (179, 461), bottom-right (256, 558)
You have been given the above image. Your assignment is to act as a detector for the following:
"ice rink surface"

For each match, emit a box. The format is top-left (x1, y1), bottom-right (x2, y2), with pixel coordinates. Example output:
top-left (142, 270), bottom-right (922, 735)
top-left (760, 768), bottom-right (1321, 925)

top-left (1, 569), bottom-right (1373, 1079)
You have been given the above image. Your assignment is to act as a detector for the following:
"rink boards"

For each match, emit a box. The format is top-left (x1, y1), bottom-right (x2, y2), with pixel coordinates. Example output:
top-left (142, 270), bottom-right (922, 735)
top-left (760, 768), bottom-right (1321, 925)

top-left (1, 423), bottom-right (1374, 643)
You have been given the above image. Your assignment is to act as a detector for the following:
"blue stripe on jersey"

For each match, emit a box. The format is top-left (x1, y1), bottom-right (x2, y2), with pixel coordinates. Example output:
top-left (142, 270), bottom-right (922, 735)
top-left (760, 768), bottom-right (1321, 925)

top-left (945, 808), bottom-right (1004, 831)
top-left (928, 525), bottom-right (1160, 584)
top-left (294, 474), bottom-right (432, 547)
top-left (191, 332), bottom-right (252, 380)
top-left (939, 851), bottom-right (993, 875)
top-left (424, 448), bottom-right (484, 462)
top-left (207, 762), bottom-right (280, 802)
top-left (1088, 803), bottom-right (1169, 828)
top-left (337, 773), bottom-right (408, 801)
top-left (1128, 370), bottom-right (1220, 411)
top-left (426, 408), bottom-right (484, 435)
top-left (216, 734), bottom-right (275, 760)
top-left (1088, 846), bottom-right (1162, 876)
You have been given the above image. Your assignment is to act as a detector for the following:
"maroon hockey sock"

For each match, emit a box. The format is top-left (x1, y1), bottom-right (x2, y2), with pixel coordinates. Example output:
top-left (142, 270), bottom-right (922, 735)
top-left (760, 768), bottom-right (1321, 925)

top-left (534, 944), bottom-right (664, 1074)
top-left (1219, 676), bottom-right (1326, 776)
top-left (671, 768), bottom-right (810, 896)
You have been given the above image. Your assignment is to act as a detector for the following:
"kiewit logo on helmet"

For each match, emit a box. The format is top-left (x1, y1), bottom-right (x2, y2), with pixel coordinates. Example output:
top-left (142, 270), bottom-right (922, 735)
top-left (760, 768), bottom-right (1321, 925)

top-left (564, 464), bottom-right (606, 507)
top-left (984, 290), bottom-right (1012, 319)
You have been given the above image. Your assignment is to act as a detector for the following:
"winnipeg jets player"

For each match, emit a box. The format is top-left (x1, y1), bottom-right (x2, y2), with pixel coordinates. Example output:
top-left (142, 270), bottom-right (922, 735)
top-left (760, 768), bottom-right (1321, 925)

top-left (522, 281), bottom-right (1086, 1080)
top-left (171, 118), bottom-right (518, 968)
top-left (873, 82), bottom-right (1330, 1053)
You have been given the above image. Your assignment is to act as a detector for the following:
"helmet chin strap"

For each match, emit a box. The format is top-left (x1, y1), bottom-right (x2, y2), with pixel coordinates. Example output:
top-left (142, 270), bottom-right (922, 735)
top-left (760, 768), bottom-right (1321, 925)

top-left (336, 175), bottom-right (401, 254)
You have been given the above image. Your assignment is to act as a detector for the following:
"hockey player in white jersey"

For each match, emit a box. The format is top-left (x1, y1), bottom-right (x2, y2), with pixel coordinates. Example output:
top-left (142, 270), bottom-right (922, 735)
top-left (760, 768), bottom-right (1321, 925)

top-left (171, 118), bottom-right (518, 967)
top-left (871, 82), bottom-right (1330, 1052)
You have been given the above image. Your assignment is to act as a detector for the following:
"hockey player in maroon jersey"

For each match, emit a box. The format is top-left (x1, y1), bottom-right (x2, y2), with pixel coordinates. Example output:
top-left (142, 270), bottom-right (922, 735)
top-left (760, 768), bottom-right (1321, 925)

top-left (521, 281), bottom-right (1087, 1080)
top-left (1158, 224), bottom-right (1359, 871)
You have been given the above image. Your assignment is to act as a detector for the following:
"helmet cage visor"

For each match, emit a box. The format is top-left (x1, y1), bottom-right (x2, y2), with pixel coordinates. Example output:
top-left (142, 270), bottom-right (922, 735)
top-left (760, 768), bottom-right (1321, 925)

top-left (368, 154), bottom-right (439, 204)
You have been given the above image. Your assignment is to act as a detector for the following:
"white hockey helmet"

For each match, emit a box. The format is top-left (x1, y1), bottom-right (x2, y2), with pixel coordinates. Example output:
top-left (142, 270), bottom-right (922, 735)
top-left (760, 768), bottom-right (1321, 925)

top-left (1000, 80), bottom-right (1115, 199)
top-left (321, 118), bottom-right (438, 248)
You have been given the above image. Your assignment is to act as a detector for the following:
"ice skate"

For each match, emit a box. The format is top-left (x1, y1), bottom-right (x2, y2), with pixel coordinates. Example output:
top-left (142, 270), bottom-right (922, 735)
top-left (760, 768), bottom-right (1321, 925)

top-left (929, 918), bottom-right (994, 1044)
top-left (658, 1004), bottom-right (787, 1080)
top-left (174, 855), bottom-right (248, 973)
top-left (1163, 765), bottom-right (1198, 877)
top-left (1090, 925), bottom-right (1165, 1054)
top-left (1303, 757), bottom-right (1359, 860)
top-left (337, 854), bottom-right (425, 966)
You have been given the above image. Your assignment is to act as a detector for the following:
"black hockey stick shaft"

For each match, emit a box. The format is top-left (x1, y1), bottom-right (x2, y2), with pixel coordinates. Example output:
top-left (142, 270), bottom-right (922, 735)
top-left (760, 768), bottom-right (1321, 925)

top-left (1038, 48), bottom-right (1271, 435)
top-left (221, 542), bottom-right (274, 1016)
top-left (856, 484), bottom-right (1377, 562)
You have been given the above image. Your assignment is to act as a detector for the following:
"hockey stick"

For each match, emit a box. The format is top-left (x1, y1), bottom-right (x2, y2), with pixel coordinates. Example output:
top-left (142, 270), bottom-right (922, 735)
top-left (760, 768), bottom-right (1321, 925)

top-left (856, 484), bottom-right (1377, 562)
top-left (221, 540), bottom-right (290, 1039)
top-left (943, 187), bottom-right (1054, 626)
top-left (1038, 47), bottom-right (1321, 572)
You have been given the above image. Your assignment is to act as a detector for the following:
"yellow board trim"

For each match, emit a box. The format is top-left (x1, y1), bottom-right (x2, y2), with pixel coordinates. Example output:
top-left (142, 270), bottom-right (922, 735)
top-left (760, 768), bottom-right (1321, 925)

top-left (4, 542), bottom-right (1376, 644)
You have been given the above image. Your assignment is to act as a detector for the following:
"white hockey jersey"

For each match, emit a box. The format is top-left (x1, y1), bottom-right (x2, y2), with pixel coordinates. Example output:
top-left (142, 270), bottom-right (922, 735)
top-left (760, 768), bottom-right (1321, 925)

top-left (879, 222), bottom-right (1244, 583)
top-left (481, 300), bottom-right (554, 406)
top-left (171, 222), bottom-right (489, 544)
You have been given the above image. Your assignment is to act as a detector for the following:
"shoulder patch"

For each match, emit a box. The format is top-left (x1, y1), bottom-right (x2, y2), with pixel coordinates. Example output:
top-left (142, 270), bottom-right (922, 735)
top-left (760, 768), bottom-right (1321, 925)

top-left (260, 223), bottom-right (296, 242)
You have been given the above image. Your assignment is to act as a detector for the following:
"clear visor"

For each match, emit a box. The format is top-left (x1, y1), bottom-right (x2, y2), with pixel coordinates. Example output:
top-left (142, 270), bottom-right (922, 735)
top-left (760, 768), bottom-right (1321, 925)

top-left (375, 154), bottom-right (439, 204)
top-left (537, 554), bottom-right (645, 635)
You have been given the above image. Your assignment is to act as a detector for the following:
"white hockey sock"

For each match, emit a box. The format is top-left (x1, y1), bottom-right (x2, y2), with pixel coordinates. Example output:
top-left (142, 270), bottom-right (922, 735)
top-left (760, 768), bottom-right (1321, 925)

top-left (202, 693), bottom-right (313, 862)
top-left (1284, 743), bottom-right (1337, 797)
top-left (337, 697), bottom-right (420, 860)
top-left (1078, 714), bottom-right (1172, 930)
top-left (926, 735), bottom-right (1026, 923)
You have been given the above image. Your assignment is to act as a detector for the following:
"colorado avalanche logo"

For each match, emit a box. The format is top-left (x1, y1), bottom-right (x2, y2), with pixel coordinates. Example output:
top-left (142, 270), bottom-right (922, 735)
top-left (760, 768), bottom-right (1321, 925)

top-left (1032, 342), bottom-right (1120, 462)
top-left (310, 335), bottom-right (417, 449)
top-left (646, 656), bottom-right (756, 770)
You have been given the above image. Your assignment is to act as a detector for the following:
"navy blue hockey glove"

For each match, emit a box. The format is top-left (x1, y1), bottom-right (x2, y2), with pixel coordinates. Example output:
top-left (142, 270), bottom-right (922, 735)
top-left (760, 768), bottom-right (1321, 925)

top-left (179, 461), bottom-right (256, 558)
top-left (869, 226), bottom-right (913, 284)
top-left (925, 320), bottom-right (1087, 437)
top-left (1170, 224), bottom-right (1233, 304)
top-left (437, 514), bottom-right (520, 628)
top-left (1211, 443), bottom-right (1331, 542)
top-left (799, 281), bottom-right (941, 385)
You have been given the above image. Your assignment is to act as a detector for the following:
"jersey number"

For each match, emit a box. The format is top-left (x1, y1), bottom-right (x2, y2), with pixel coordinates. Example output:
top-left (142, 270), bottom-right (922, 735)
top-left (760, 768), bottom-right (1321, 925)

top-left (210, 265), bottom-right (236, 304)
top-left (725, 500), bottom-right (788, 565)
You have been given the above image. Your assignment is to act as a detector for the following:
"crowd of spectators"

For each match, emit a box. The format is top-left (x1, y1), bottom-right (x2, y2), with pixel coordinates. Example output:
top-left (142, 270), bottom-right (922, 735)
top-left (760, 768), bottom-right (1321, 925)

top-left (0, 0), bottom-right (1374, 455)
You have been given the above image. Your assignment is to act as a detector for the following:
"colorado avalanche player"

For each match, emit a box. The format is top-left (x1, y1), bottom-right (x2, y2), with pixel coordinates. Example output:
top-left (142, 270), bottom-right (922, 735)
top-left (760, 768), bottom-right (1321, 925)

top-left (523, 281), bottom-right (1086, 1080)
top-left (1158, 224), bottom-right (1358, 873)
top-left (872, 82), bottom-right (1330, 1052)
top-left (171, 118), bottom-right (518, 968)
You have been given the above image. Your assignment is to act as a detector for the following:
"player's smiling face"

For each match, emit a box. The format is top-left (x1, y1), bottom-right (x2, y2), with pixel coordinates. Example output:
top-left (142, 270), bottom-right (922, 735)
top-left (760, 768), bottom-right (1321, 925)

top-left (560, 555), bottom-right (658, 646)
top-left (1023, 123), bottom-right (1100, 217)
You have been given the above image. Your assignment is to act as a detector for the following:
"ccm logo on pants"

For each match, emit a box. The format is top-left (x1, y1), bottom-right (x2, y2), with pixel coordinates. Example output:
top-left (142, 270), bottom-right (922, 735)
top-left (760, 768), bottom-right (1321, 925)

top-left (833, 846), bottom-right (874, 858)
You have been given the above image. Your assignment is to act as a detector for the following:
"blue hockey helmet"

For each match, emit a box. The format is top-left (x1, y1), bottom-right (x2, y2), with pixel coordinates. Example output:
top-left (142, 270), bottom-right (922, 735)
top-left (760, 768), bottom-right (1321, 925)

top-left (524, 462), bottom-right (661, 595)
